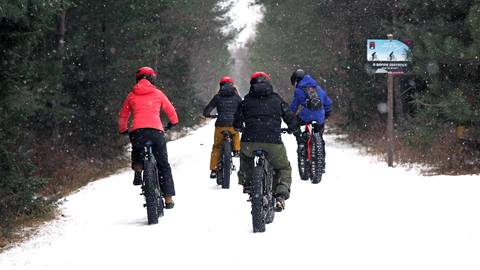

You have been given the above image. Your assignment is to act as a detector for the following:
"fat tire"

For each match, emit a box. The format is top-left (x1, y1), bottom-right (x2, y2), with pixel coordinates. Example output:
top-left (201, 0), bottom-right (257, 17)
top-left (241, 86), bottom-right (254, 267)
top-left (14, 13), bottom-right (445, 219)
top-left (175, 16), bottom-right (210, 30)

top-left (251, 166), bottom-right (266, 233)
top-left (265, 182), bottom-right (275, 224)
top-left (216, 161), bottom-right (223, 186)
top-left (221, 140), bottom-right (231, 189)
top-left (297, 148), bottom-right (309, 180)
top-left (144, 159), bottom-right (161, 224)
top-left (297, 132), bottom-right (310, 180)
top-left (310, 133), bottom-right (323, 184)
top-left (263, 160), bottom-right (275, 224)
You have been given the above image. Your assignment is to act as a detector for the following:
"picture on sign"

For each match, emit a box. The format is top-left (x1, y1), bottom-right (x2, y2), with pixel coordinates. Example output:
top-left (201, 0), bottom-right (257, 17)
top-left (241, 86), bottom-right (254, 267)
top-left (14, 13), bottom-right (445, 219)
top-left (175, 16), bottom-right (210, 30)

top-left (366, 39), bottom-right (412, 74)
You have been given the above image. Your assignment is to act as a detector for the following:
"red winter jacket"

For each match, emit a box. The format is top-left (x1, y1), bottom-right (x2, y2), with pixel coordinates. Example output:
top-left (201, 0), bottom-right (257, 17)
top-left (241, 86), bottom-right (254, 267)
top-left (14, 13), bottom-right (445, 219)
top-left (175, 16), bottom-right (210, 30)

top-left (118, 79), bottom-right (179, 133)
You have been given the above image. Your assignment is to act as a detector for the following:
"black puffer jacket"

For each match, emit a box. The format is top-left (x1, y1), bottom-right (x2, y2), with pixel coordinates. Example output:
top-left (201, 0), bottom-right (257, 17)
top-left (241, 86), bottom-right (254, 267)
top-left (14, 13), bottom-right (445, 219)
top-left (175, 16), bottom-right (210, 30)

top-left (203, 85), bottom-right (242, 127)
top-left (233, 81), bottom-right (298, 144)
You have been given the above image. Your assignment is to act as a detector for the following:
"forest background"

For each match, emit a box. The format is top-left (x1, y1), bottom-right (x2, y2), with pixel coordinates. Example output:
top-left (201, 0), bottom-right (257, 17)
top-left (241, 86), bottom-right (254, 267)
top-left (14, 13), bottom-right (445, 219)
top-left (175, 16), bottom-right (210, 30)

top-left (1, 0), bottom-right (479, 244)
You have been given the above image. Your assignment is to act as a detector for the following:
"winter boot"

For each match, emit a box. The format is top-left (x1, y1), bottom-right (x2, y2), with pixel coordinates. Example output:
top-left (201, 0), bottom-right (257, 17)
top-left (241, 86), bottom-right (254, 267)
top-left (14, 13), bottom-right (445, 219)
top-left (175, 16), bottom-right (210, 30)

top-left (210, 170), bottom-right (217, 179)
top-left (242, 184), bottom-right (252, 194)
top-left (274, 195), bottom-right (285, 212)
top-left (164, 196), bottom-right (175, 209)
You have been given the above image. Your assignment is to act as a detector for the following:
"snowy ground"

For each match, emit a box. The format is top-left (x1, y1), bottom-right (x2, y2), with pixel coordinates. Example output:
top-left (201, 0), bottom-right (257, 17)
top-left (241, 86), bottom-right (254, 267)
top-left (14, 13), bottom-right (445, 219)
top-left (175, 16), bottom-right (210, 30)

top-left (1, 121), bottom-right (479, 270)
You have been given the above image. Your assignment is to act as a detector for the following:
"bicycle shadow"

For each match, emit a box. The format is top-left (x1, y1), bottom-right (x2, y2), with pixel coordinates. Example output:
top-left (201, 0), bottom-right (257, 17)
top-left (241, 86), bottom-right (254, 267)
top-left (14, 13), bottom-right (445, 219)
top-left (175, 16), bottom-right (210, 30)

top-left (209, 185), bottom-right (225, 190)
top-left (120, 217), bottom-right (152, 226)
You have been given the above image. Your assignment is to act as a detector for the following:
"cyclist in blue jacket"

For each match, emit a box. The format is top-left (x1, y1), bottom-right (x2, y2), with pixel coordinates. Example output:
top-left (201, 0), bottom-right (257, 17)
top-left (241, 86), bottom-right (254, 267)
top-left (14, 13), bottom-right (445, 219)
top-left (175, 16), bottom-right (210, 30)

top-left (290, 69), bottom-right (332, 168)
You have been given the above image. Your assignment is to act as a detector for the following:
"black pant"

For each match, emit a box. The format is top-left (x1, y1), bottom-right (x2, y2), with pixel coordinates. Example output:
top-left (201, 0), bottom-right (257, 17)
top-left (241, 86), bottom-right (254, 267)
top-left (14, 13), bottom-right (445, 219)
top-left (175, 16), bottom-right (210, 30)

top-left (129, 128), bottom-right (175, 196)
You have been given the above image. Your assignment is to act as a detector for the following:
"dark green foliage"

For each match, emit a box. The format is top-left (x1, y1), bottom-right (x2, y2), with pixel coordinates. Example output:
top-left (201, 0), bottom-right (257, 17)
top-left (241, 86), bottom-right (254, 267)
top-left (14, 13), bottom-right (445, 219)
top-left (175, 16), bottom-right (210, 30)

top-left (0, 0), bottom-right (232, 236)
top-left (0, 0), bottom-right (62, 235)
top-left (389, 1), bottom-right (480, 160)
top-left (250, 0), bottom-right (395, 127)
top-left (397, 0), bottom-right (480, 128)
top-left (0, 142), bottom-right (50, 233)
top-left (250, 0), bottom-right (480, 169)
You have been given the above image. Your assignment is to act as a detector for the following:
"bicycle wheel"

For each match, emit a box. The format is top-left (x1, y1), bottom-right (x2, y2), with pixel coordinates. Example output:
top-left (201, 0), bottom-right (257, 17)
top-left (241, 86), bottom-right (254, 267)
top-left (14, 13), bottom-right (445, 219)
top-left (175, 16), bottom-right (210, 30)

top-left (144, 158), bottom-right (162, 224)
top-left (220, 140), bottom-right (231, 189)
top-left (297, 150), bottom-right (309, 181)
top-left (264, 165), bottom-right (275, 224)
top-left (251, 166), bottom-right (266, 233)
top-left (216, 160), bottom-right (223, 186)
top-left (297, 132), bottom-right (309, 180)
top-left (310, 133), bottom-right (323, 184)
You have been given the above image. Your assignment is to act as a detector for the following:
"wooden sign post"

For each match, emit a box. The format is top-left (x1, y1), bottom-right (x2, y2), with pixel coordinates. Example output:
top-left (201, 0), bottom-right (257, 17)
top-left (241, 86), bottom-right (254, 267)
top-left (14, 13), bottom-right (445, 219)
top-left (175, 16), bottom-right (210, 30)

top-left (366, 34), bottom-right (412, 167)
top-left (387, 72), bottom-right (394, 167)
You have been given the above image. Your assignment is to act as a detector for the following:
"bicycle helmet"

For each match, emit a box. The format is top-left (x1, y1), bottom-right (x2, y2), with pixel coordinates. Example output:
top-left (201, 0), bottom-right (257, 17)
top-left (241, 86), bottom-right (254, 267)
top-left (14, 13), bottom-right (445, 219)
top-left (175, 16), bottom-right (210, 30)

top-left (219, 76), bottom-right (234, 87)
top-left (136, 66), bottom-right (157, 84)
top-left (290, 69), bottom-right (305, 86)
top-left (250, 71), bottom-right (270, 84)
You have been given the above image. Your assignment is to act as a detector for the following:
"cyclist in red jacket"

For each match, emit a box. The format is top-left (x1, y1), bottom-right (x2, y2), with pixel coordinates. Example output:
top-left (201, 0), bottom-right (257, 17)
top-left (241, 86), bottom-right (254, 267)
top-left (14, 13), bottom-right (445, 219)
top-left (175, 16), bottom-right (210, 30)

top-left (118, 67), bottom-right (178, 209)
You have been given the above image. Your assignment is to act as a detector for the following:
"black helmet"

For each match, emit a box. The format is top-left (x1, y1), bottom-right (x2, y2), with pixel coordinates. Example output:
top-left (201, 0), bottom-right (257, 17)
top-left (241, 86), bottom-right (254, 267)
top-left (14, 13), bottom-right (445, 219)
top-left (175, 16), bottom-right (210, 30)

top-left (290, 69), bottom-right (305, 86)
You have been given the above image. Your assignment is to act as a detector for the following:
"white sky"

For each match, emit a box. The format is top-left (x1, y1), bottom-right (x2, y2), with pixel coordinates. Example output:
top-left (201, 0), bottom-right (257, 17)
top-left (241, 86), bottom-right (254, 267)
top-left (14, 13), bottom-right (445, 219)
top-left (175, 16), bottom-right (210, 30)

top-left (227, 0), bottom-right (263, 46)
top-left (1, 121), bottom-right (479, 270)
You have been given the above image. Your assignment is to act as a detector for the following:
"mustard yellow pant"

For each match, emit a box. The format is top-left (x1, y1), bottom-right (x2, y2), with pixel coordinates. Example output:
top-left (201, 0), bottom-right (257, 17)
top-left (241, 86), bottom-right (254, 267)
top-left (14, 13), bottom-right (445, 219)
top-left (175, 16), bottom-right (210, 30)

top-left (210, 127), bottom-right (241, 171)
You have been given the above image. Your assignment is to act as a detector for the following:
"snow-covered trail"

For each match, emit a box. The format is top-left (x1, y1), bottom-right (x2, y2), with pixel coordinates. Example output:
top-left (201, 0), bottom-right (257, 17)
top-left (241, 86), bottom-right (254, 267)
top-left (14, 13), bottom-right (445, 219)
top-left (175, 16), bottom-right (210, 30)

top-left (1, 121), bottom-right (479, 270)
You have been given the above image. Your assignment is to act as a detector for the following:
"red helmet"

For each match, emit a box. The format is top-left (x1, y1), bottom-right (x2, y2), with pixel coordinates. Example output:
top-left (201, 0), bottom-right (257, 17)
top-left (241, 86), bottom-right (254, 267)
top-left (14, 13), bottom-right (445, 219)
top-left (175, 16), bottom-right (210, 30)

top-left (136, 66), bottom-right (157, 78)
top-left (250, 71), bottom-right (270, 80)
top-left (250, 71), bottom-right (270, 84)
top-left (218, 76), bottom-right (234, 85)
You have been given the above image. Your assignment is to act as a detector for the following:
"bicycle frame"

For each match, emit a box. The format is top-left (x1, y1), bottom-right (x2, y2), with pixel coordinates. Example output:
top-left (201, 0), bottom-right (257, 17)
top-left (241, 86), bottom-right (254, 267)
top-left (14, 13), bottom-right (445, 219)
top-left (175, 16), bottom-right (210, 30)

top-left (304, 123), bottom-right (313, 161)
top-left (222, 130), bottom-right (232, 143)
top-left (143, 141), bottom-right (155, 165)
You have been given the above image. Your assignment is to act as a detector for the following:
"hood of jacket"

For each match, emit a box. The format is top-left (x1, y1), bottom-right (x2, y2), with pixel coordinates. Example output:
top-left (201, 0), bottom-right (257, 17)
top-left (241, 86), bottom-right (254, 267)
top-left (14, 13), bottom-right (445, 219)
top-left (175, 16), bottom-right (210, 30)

top-left (219, 85), bottom-right (237, 97)
top-left (248, 81), bottom-right (273, 97)
top-left (132, 79), bottom-right (157, 95)
top-left (297, 75), bottom-right (319, 89)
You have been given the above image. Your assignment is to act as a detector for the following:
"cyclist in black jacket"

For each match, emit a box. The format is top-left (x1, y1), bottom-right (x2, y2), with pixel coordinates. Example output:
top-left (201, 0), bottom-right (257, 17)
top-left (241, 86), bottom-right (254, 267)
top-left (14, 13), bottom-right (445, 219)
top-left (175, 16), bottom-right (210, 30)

top-left (203, 76), bottom-right (242, 179)
top-left (233, 72), bottom-right (299, 211)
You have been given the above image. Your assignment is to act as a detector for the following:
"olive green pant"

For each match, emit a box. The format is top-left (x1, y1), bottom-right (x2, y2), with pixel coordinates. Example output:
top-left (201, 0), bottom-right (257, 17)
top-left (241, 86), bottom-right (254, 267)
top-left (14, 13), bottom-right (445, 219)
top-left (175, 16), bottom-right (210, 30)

top-left (237, 142), bottom-right (292, 199)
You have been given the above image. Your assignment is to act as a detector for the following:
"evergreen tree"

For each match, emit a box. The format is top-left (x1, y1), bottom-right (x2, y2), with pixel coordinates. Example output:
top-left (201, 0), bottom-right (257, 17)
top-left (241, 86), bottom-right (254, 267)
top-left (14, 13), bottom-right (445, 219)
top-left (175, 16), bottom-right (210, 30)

top-left (396, 0), bottom-right (480, 142)
top-left (0, 0), bottom-right (233, 239)
top-left (250, 0), bottom-right (480, 170)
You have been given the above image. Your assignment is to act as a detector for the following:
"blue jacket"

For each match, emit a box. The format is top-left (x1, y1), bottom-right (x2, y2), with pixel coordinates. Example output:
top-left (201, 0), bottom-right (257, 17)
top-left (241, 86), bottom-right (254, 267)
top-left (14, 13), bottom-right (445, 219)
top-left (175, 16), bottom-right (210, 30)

top-left (290, 75), bottom-right (332, 124)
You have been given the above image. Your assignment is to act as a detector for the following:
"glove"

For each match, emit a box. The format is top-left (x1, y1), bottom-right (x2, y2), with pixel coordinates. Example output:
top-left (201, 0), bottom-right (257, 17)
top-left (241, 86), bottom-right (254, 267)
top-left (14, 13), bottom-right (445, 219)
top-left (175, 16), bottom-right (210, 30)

top-left (288, 127), bottom-right (301, 136)
top-left (165, 122), bottom-right (176, 131)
